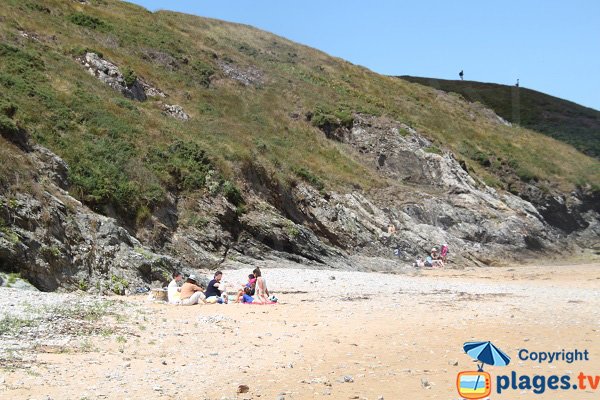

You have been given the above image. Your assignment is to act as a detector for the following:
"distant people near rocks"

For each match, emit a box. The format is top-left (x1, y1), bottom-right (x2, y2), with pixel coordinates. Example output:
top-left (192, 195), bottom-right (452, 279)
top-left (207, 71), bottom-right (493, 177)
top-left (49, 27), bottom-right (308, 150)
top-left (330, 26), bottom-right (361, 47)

top-left (235, 274), bottom-right (256, 303)
top-left (440, 243), bottom-right (449, 263)
top-left (459, 70), bottom-right (464, 80)
top-left (205, 271), bottom-right (228, 304)
top-left (253, 267), bottom-right (270, 304)
top-left (180, 274), bottom-right (206, 305)
top-left (387, 223), bottom-right (396, 235)
top-left (424, 255), bottom-right (434, 267)
top-left (414, 256), bottom-right (425, 268)
top-left (430, 247), bottom-right (444, 268)
top-left (167, 271), bottom-right (183, 304)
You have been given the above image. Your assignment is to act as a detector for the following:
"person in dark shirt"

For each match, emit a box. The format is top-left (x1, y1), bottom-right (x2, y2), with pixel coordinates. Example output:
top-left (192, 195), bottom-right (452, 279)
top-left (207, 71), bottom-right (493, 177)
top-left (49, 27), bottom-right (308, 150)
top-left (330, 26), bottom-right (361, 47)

top-left (205, 271), bottom-right (227, 303)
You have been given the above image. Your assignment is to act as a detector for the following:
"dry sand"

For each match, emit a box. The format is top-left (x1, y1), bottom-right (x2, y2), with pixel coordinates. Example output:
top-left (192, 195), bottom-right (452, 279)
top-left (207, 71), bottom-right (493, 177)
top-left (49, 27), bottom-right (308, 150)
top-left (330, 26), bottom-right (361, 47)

top-left (1, 262), bottom-right (599, 400)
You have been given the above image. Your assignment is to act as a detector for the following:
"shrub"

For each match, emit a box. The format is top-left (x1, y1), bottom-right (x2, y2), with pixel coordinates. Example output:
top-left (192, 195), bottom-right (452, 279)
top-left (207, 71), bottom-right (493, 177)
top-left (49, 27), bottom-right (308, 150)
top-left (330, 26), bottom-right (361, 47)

top-left (69, 13), bottom-right (107, 30)
top-left (68, 135), bottom-right (164, 218)
top-left (70, 46), bottom-right (104, 59)
top-left (121, 67), bottom-right (137, 88)
top-left (294, 167), bottom-right (325, 191)
top-left (0, 44), bottom-right (44, 75)
top-left (222, 180), bottom-right (244, 207)
top-left (78, 279), bottom-right (89, 291)
top-left (0, 101), bottom-right (18, 118)
top-left (424, 145), bottom-right (443, 155)
top-left (0, 115), bottom-right (19, 136)
top-left (135, 205), bottom-right (151, 225)
top-left (191, 61), bottom-right (214, 87)
top-left (310, 106), bottom-right (354, 132)
top-left (110, 275), bottom-right (129, 295)
top-left (516, 166), bottom-right (538, 182)
top-left (238, 43), bottom-right (258, 57)
top-left (334, 109), bottom-right (354, 128)
top-left (24, 2), bottom-right (51, 13)
top-left (473, 151), bottom-right (490, 167)
top-left (310, 111), bottom-right (338, 130)
top-left (147, 140), bottom-right (213, 192)
top-left (114, 98), bottom-right (138, 112)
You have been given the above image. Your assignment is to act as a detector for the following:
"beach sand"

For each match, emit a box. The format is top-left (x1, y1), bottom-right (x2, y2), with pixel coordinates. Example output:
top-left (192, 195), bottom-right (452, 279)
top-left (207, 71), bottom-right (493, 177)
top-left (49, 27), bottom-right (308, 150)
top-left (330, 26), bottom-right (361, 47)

top-left (1, 262), bottom-right (599, 399)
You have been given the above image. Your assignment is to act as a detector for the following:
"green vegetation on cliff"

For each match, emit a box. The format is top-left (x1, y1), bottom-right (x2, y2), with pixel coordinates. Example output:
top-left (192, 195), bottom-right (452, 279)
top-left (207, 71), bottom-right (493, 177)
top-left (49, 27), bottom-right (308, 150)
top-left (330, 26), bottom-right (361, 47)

top-left (400, 76), bottom-right (600, 159)
top-left (0, 0), bottom-right (598, 223)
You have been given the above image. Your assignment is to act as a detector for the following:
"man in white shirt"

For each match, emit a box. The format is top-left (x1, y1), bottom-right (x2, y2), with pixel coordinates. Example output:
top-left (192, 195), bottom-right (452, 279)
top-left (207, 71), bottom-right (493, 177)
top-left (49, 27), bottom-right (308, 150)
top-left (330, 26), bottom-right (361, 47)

top-left (167, 271), bottom-right (183, 304)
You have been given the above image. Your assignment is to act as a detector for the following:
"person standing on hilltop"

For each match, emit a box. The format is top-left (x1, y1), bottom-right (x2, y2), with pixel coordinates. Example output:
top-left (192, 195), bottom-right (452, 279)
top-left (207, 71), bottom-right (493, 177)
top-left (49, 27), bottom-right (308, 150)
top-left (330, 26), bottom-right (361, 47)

top-left (515, 79), bottom-right (519, 87)
top-left (459, 70), bottom-right (464, 80)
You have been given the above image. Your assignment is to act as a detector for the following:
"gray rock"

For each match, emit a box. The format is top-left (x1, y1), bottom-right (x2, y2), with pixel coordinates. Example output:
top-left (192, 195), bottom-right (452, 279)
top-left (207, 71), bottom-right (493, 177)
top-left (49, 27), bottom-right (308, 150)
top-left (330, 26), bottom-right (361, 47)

top-left (217, 60), bottom-right (264, 86)
top-left (31, 145), bottom-right (69, 189)
top-left (79, 53), bottom-right (148, 101)
top-left (0, 273), bottom-right (38, 291)
top-left (0, 147), bottom-right (180, 292)
top-left (79, 50), bottom-right (162, 97)
top-left (162, 104), bottom-right (189, 120)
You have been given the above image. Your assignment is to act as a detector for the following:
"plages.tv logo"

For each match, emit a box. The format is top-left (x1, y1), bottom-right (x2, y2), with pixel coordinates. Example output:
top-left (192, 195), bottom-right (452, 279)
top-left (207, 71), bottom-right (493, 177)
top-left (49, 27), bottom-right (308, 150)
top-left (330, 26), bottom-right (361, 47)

top-left (456, 341), bottom-right (511, 399)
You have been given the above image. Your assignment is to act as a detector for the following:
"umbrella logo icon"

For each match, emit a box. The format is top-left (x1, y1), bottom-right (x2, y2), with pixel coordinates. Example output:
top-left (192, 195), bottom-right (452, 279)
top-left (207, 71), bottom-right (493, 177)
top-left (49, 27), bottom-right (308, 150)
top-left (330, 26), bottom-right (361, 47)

top-left (456, 341), bottom-right (511, 399)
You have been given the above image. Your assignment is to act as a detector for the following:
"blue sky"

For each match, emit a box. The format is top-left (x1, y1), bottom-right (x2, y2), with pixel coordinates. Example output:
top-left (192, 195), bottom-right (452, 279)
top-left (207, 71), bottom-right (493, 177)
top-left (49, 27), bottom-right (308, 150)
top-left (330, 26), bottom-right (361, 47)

top-left (130, 0), bottom-right (600, 111)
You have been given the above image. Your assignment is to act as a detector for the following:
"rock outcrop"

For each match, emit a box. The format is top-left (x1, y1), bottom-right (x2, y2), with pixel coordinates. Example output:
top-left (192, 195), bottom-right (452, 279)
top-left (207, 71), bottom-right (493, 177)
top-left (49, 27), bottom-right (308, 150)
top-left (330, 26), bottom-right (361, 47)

top-left (0, 146), bottom-right (180, 293)
top-left (162, 104), bottom-right (190, 120)
top-left (0, 113), bottom-right (597, 293)
top-left (79, 52), bottom-right (147, 101)
top-left (217, 60), bottom-right (264, 86)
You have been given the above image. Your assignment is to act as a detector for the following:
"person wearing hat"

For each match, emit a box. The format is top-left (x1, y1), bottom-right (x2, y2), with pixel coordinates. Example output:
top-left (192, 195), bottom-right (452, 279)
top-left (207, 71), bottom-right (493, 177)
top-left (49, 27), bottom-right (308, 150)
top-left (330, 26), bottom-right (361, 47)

top-left (180, 274), bottom-right (206, 305)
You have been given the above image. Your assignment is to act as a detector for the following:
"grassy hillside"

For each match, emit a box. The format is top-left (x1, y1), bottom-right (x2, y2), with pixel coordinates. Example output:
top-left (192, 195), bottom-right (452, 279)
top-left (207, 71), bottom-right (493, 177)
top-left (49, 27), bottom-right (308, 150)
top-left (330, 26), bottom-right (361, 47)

top-left (399, 76), bottom-right (600, 159)
top-left (1, 0), bottom-right (599, 225)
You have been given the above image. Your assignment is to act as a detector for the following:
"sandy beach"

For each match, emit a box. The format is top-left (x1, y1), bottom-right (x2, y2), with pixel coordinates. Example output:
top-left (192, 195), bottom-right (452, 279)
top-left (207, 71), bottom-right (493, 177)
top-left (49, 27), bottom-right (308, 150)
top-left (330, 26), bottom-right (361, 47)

top-left (1, 262), bottom-right (599, 400)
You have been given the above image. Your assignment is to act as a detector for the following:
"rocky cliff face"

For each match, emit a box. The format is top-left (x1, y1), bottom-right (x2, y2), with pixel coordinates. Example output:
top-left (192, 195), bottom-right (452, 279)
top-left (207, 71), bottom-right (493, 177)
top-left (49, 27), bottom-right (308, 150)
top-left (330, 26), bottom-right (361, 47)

top-left (1, 1), bottom-right (597, 293)
top-left (0, 135), bottom-right (180, 293)
top-left (0, 111), bottom-right (597, 293)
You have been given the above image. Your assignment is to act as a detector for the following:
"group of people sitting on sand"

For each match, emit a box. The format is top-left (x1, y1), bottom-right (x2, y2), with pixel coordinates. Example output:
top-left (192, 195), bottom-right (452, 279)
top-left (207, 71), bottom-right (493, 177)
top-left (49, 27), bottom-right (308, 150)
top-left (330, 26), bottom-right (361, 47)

top-left (167, 267), bottom-right (275, 305)
top-left (414, 244), bottom-right (448, 268)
